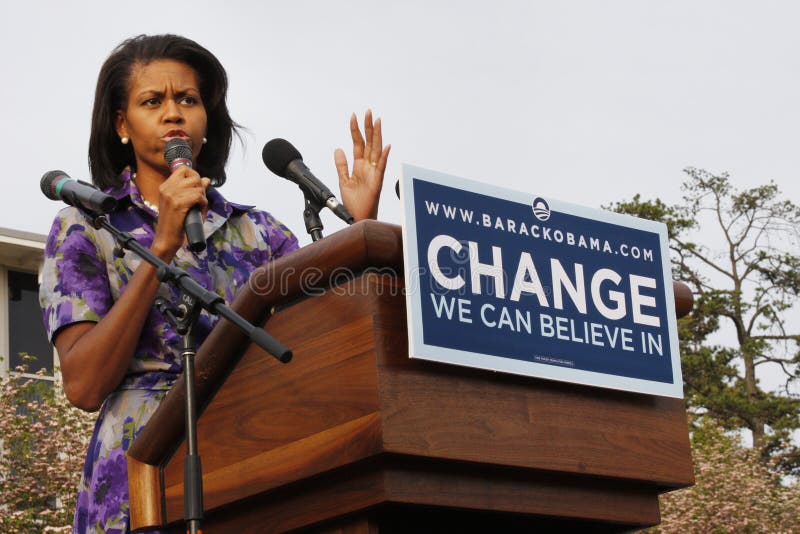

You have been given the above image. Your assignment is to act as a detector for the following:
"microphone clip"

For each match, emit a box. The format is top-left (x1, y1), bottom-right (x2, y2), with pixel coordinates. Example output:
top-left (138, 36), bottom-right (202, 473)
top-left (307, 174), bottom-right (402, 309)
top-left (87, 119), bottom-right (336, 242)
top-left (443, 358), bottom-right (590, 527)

top-left (300, 186), bottom-right (326, 242)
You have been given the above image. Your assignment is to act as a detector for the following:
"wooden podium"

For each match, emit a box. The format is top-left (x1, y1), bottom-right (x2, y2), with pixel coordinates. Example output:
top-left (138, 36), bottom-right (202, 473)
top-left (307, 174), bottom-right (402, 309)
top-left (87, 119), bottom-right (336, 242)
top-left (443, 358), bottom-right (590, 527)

top-left (127, 221), bottom-right (694, 533)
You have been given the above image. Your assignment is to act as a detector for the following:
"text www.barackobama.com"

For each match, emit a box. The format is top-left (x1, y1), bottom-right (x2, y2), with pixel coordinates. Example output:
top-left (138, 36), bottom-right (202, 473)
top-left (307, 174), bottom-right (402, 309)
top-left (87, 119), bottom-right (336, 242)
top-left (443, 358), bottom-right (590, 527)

top-left (424, 200), bottom-right (655, 263)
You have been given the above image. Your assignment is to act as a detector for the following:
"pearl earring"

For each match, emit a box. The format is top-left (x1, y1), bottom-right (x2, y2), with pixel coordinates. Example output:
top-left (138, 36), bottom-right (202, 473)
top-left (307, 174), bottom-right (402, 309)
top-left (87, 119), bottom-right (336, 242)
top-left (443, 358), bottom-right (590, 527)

top-left (121, 137), bottom-right (129, 145)
top-left (202, 137), bottom-right (208, 144)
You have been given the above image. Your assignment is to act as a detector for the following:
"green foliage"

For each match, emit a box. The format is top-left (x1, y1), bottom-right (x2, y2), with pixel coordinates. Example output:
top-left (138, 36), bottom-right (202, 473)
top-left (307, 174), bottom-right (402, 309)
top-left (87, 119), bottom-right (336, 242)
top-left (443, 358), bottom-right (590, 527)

top-left (0, 355), bottom-right (95, 533)
top-left (608, 168), bottom-right (800, 474)
top-left (646, 417), bottom-right (800, 533)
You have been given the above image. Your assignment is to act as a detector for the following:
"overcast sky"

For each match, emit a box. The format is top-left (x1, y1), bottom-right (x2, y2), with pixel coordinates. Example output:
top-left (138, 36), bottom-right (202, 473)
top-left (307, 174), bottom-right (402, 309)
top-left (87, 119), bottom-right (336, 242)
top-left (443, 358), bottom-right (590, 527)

top-left (2, 1), bottom-right (798, 391)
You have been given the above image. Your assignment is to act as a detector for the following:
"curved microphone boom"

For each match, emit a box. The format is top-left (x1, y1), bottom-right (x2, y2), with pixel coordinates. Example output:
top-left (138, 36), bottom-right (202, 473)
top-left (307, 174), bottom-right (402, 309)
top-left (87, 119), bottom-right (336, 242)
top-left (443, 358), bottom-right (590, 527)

top-left (262, 138), bottom-right (354, 224)
top-left (165, 138), bottom-right (205, 252)
top-left (40, 171), bottom-right (117, 213)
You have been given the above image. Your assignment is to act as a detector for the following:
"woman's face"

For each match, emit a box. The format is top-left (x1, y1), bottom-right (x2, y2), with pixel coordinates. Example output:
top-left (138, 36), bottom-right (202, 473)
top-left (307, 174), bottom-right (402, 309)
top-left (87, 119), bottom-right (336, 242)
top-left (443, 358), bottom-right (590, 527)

top-left (115, 59), bottom-right (208, 177)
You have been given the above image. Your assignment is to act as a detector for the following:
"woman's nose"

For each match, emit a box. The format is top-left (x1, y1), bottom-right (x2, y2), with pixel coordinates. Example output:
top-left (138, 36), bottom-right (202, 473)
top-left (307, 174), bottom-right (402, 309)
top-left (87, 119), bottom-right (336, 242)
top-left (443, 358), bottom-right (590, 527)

top-left (162, 98), bottom-right (183, 122)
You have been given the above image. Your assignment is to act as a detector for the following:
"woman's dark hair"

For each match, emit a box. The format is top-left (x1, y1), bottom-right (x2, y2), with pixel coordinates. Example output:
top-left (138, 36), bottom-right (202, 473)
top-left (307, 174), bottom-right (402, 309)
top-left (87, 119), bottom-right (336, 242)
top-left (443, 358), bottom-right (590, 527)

top-left (89, 34), bottom-right (239, 189)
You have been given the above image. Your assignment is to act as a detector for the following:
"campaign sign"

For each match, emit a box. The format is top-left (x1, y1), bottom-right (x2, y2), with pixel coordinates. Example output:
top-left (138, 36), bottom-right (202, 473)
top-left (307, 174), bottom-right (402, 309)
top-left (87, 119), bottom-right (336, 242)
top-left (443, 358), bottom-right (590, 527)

top-left (400, 165), bottom-right (683, 398)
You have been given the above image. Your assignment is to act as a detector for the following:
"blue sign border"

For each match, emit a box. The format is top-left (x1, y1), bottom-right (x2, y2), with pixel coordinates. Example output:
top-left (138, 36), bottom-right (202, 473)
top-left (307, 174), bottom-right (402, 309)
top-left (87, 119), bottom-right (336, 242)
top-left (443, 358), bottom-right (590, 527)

top-left (400, 164), bottom-right (684, 398)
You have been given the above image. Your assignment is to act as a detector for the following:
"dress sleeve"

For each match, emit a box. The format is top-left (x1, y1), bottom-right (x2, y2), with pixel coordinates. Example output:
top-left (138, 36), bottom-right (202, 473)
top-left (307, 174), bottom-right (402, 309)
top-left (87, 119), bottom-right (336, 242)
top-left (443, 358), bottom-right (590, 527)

top-left (252, 210), bottom-right (300, 260)
top-left (39, 208), bottom-right (113, 342)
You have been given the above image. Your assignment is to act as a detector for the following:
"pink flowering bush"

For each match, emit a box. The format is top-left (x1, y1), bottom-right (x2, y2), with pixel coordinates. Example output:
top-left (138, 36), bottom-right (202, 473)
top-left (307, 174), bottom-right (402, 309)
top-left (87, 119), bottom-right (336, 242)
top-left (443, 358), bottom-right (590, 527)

top-left (649, 417), bottom-right (800, 533)
top-left (0, 357), bottom-right (95, 533)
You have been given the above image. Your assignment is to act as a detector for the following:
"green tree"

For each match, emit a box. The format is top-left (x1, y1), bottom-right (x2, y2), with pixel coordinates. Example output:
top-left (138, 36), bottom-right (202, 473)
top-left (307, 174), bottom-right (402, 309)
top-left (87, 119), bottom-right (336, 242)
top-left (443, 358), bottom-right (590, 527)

top-left (0, 356), bottom-right (95, 533)
top-left (609, 168), bottom-right (800, 473)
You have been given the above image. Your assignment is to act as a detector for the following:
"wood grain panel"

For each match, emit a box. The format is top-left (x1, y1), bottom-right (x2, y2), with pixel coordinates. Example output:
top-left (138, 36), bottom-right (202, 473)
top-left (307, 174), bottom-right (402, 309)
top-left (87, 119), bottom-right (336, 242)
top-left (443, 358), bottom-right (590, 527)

top-left (165, 413), bottom-right (384, 518)
top-left (195, 469), bottom-right (389, 534)
top-left (383, 462), bottom-right (661, 526)
top-left (126, 456), bottom-right (163, 528)
top-left (183, 318), bottom-right (381, 471)
top-left (179, 457), bottom-right (663, 532)
top-left (160, 285), bottom-right (389, 524)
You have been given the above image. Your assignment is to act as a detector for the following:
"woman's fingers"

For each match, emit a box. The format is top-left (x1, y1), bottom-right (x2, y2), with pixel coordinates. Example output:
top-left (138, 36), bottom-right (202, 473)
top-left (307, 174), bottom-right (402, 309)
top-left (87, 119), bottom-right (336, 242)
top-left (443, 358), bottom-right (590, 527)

top-left (376, 144), bottom-right (391, 176)
top-left (369, 117), bottom-right (383, 165)
top-left (334, 148), bottom-right (350, 183)
top-left (161, 169), bottom-right (208, 203)
top-left (350, 112), bottom-right (365, 160)
top-left (363, 109), bottom-right (374, 161)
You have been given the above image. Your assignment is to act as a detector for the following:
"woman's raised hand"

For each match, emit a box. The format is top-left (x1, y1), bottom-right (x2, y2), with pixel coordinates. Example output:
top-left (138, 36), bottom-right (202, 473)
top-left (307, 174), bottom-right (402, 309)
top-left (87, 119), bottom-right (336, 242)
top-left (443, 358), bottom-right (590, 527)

top-left (334, 110), bottom-right (391, 222)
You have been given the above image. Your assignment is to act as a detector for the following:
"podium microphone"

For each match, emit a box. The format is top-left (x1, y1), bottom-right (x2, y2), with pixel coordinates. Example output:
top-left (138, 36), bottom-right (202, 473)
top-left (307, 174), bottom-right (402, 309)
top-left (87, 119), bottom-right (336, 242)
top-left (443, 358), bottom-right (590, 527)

top-left (165, 138), bottom-right (205, 252)
top-left (262, 138), bottom-right (354, 224)
top-left (40, 171), bottom-right (117, 213)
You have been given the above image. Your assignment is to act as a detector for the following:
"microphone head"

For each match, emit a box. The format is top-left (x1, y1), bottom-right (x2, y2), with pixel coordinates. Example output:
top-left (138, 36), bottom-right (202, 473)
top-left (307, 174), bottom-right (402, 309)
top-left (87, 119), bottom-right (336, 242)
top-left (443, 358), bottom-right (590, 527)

top-left (164, 138), bottom-right (193, 168)
top-left (262, 138), bottom-right (302, 178)
top-left (40, 170), bottom-right (68, 200)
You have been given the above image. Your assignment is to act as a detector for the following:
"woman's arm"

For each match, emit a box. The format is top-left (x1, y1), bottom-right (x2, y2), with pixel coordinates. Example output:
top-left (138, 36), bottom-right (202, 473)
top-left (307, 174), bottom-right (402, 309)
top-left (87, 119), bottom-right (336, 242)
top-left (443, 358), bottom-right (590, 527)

top-left (54, 261), bottom-right (165, 411)
top-left (53, 168), bottom-right (210, 412)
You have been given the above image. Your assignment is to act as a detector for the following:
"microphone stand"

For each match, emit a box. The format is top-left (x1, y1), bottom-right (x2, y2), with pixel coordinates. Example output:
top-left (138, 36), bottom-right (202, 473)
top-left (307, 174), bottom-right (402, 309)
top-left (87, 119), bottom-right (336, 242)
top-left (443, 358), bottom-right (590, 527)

top-left (301, 187), bottom-right (325, 242)
top-left (83, 210), bottom-right (292, 534)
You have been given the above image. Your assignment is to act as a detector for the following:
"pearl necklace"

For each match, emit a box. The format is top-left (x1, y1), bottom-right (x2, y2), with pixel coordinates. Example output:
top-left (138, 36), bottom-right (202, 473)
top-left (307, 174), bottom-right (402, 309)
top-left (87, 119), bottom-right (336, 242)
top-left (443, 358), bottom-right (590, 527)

top-left (132, 172), bottom-right (158, 214)
top-left (142, 198), bottom-right (159, 214)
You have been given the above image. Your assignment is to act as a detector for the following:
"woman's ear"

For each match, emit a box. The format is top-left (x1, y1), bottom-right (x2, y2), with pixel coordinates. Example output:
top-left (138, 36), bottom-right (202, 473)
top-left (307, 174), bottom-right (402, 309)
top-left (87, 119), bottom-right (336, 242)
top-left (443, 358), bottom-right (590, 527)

top-left (115, 110), bottom-right (128, 140)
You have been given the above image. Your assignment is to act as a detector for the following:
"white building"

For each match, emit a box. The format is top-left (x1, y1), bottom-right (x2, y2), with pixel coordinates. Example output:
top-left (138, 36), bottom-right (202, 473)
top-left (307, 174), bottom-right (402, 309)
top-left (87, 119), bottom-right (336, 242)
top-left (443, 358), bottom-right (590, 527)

top-left (0, 227), bottom-right (53, 383)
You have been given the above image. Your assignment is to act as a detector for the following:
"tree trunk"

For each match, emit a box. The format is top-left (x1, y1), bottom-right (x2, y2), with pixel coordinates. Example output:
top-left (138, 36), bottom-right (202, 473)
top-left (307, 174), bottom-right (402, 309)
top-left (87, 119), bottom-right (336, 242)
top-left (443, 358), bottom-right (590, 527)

top-left (742, 348), bottom-right (765, 449)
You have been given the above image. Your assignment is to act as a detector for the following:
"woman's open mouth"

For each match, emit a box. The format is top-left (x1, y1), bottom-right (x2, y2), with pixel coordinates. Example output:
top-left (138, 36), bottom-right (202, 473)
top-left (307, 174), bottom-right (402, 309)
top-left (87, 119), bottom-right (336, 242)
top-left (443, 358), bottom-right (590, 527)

top-left (162, 129), bottom-right (190, 141)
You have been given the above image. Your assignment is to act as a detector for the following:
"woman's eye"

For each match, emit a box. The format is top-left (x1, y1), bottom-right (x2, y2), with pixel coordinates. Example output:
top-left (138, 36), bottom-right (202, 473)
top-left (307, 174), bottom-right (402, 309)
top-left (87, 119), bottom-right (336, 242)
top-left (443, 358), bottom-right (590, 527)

top-left (180, 96), bottom-right (198, 105)
top-left (142, 97), bottom-right (160, 106)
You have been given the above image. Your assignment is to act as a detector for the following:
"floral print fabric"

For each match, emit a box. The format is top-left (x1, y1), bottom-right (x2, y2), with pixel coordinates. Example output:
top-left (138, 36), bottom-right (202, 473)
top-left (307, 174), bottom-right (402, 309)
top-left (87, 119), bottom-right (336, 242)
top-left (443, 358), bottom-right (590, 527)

top-left (39, 169), bottom-right (298, 533)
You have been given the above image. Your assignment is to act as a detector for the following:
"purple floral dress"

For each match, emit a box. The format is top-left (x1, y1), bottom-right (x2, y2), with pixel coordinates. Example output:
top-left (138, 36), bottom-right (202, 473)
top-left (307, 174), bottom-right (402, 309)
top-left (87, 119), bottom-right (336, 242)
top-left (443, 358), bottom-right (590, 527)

top-left (39, 170), bottom-right (298, 533)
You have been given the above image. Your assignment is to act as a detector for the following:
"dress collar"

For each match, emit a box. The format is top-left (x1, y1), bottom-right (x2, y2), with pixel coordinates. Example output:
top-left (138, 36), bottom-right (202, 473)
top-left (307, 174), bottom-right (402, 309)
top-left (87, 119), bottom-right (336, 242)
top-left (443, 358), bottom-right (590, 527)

top-left (103, 168), bottom-right (255, 220)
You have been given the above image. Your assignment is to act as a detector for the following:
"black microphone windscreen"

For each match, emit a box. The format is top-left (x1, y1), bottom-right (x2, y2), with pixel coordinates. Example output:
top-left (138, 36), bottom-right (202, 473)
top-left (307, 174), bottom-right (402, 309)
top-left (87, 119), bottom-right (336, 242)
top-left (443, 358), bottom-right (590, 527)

top-left (164, 138), bottom-right (193, 167)
top-left (40, 170), bottom-right (68, 200)
top-left (262, 138), bottom-right (302, 177)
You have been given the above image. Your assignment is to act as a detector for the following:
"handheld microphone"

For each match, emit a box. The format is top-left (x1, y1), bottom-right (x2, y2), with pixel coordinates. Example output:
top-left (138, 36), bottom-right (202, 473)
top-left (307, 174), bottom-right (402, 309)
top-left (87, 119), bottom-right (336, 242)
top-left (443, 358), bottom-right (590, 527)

top-left (40, 171), bottom-right (117, 213)
top-left (262, 139), bottom-right (354, 224)
top-left (164, 138), bottom-right (205, 252)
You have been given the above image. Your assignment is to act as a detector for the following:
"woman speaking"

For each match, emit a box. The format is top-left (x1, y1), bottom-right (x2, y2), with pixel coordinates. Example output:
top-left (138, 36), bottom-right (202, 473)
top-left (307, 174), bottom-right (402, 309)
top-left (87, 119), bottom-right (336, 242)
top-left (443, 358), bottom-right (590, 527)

top-left (39, 34), bottom-right (390, 533)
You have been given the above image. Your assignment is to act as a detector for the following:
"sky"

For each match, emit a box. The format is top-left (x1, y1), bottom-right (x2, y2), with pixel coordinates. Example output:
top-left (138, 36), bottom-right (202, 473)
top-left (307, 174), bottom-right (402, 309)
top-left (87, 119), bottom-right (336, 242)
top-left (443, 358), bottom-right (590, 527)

top-left (1, 1), bottom-right (798, 390)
